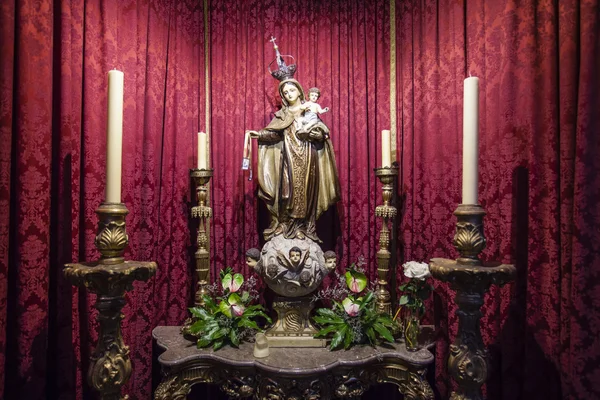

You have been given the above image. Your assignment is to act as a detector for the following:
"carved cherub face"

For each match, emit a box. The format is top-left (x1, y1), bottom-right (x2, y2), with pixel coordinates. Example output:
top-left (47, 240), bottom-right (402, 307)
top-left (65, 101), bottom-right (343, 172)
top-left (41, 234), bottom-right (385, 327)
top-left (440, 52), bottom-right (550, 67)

top-left (325, 257), bottom-right (337, 272)
top-left (299, 270), bottom-right (312, 284)
top-left (289, 250), bottom-right (302, 265)
top-left (309, 91), bottom-right (319, 102)
top-left (246, 256), bottom-right (258, 269)
top-left (267, 264), bottom-right (279, 278)
top-left (282, 83), bottom-right (300, 104)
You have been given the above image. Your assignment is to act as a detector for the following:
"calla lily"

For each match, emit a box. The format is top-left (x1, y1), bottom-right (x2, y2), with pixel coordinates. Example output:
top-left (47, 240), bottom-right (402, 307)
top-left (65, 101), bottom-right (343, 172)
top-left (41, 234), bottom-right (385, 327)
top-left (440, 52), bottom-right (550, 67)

top-left (345, 270), bottom-right (367, 293)
top-left (218, 293), bottom-right (245, 318)
top-left (342, 297), bottom-right (360, 317)
top-left (222, 273), bottom-right (244, 293)
top-left (231, 304), bottom-right (245, 317)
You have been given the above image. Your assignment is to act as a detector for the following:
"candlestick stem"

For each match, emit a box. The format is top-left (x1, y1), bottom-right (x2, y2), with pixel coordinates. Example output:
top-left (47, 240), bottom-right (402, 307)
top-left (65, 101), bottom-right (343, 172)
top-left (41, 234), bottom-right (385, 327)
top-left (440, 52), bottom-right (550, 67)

top-left (374, 166), bottom-right (398, 315)
top-left (64, 203), bottom-right (157, 400)
top-left (190, 168), bottom-right (213, 306)
top-left (429, 204), bottom-right (515, 400)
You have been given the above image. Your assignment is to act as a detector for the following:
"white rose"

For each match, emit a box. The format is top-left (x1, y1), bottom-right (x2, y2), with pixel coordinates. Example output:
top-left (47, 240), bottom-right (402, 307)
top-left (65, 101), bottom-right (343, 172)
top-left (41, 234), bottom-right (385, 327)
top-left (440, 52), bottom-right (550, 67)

top-left (402, 261), bottom-right (430, 280)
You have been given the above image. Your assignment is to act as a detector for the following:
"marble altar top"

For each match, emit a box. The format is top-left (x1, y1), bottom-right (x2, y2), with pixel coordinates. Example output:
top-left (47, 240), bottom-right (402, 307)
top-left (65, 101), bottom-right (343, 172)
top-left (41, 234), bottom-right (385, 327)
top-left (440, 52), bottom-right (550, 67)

top-left (153, 326), bottom-right (435, 375)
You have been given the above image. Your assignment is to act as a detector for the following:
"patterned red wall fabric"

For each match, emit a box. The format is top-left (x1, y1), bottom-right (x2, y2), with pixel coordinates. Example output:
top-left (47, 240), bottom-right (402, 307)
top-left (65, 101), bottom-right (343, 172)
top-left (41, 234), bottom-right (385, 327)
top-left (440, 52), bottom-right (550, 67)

top-left (0, 0), bottom-right (598, 399)
top-left (396, 0), bottom-right (600, 399)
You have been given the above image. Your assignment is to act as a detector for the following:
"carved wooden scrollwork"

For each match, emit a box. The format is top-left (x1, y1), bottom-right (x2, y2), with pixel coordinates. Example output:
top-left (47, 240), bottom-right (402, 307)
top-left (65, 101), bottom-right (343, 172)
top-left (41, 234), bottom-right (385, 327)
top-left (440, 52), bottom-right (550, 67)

top-left (258, 377), bottom-right (326, 400)
top-left (220, 372), bottom-right (256, 398)
top-left (154, 375), bottom-right (192, 400)
top-left (452, 221), bottom-right (486, 258)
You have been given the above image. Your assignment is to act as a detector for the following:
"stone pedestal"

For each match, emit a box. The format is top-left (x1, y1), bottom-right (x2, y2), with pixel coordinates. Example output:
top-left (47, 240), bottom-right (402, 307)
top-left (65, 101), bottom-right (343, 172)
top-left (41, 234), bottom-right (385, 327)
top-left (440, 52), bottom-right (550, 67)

top-left (265, 296), bottom-right (326, 348)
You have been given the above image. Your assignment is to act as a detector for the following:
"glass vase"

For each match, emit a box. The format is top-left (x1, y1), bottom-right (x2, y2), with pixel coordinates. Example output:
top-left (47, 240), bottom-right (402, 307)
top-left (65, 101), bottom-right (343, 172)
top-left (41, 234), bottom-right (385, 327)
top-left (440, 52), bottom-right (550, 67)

top-left (404, 309), bottom-right (421, 351)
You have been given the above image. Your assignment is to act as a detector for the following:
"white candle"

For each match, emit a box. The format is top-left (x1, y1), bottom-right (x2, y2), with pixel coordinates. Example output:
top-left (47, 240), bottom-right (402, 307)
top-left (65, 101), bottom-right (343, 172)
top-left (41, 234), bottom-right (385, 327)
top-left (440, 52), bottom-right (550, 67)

top-left (381, 129), bottom-right (391, 168)
top-left (105, 70), bottom-right (124, 203)
top-left (462, 76), bottom-right (479, 204)
top-left (197, 132), bottom-right (207, 169)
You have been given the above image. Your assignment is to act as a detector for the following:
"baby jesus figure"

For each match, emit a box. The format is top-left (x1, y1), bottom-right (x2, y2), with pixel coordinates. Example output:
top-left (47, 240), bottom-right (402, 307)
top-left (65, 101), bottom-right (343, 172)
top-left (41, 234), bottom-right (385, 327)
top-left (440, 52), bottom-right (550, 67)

top-left (299, 87), bottom-right (330, 132)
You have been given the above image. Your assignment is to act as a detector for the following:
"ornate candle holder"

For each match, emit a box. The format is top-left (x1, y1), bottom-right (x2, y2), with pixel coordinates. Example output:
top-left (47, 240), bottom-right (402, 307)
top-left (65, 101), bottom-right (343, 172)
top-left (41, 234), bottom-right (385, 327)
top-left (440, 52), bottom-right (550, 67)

top-left (374, 166), bottom-right (399, 315)
top-left (429, 204), bottom-right (515, 400)
top-left (190, 168), bottom-right (213, 306)
top-left (64, 202), bottom-right (157, 400)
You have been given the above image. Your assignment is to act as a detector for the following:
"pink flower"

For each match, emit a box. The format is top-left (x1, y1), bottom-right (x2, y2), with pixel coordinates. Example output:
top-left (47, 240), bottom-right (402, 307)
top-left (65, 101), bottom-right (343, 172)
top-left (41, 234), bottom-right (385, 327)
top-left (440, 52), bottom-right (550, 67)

top-left (343, 298), bottom-right (360, 316)
top-left (231, 304), bottom-right (245, 317)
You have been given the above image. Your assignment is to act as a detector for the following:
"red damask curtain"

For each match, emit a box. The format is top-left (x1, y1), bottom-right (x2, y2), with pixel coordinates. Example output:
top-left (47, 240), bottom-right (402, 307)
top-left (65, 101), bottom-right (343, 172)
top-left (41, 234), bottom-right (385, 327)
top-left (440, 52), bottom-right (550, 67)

top-left (208, 0), bottom-right (391, 294)
top-left (396, 0), bottom-right (600, 399)
top-left (1, 0), bottom-right (599, 399)
top-left (0, 0), bottom-right (206, 398)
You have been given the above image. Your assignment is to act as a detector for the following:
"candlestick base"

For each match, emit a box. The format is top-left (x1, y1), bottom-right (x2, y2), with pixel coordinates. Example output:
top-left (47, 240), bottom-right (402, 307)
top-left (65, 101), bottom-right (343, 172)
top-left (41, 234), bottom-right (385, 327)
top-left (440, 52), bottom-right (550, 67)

top-left (429, 204), bottom-right (515, 400)
top-left (64, 202), bottom-right (157, 400)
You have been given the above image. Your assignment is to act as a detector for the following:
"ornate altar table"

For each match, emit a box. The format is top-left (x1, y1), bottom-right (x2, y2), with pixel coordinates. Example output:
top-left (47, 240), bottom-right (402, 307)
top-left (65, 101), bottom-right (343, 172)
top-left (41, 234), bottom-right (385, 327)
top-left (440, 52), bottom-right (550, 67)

top-left (153, 326), bottom-right (435, 400)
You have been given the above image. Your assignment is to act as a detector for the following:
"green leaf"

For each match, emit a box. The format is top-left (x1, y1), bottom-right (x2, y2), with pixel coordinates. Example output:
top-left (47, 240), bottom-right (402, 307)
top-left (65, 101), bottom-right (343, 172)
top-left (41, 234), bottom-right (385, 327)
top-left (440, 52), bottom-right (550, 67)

top-left (196, 337), bottom-right (212, 348)
top-left (219, 267), bottom-right (233, 280)
top-left (373, 323), bottom-right (395, 343)
top-left (213, 339), bottom-right (225, 351)
top-left (366, 327), bottom-right (376, 344)
top-left (359, 292), bottom-right (374, 309)
top-left (228, 293), bottom-right (243, 305)
top-left (237, 317), bottom-right (260, 330)
top-left (343, 326), bottom-right (353, 349)
top-left (330, 325), bottom-right (348, 350)
top-left (316, 308), bottom-right (344, 322)
top-left (315, 324), bottom-right (340, 338)
top-left (207, 327), bottom-right (228, 341)
top-left (345, 270), bottom-right (367, 293)
top-left (243, 310), bottom-right (272, 324)
top-left (219, 300), bottom-right (232, 318)
top-left (314, 315), bottom-right (344, 326)
top-left (221, 273), bottom-right (232, 292)
top-left (377, 314), bottom-right (394, 327)
top-left (189, 307), bottom-right (212, 320)
top-left (399, 295), bottom-right (409, 306)
top-left (188, 320), bottom-right (207, 335)
top-left (229, 330), bottom-right (240, 347)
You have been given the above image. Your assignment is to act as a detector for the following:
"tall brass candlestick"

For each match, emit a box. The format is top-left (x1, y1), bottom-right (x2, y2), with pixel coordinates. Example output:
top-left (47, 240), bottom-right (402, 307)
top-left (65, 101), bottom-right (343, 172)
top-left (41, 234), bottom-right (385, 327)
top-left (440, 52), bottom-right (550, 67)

top-left (190, 168), bottom-right (213, 306)
top-left (64, 203), bottom-right (157, 400)
top-left (429, 204), bottom-right (515, 400)
top-left (374, 166), bottom-right (399, 315)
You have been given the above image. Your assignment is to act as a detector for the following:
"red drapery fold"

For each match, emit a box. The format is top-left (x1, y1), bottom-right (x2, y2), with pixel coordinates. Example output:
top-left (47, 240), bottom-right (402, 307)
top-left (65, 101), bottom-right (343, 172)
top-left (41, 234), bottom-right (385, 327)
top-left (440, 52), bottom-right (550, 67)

top-left (0, 0), bottom-right (598, 399)
top-left (1, 0), bottom-right (206, 398)
top-left (397, 0), bottom-right (600, 398)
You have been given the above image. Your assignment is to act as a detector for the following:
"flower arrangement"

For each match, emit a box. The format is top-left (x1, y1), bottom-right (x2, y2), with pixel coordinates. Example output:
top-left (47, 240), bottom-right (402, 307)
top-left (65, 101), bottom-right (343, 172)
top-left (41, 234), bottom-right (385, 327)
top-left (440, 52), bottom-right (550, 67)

top-left (183, 268), bottom-right (271, 350)
top-left (396, 261), bottom-right (433, 350)
top-left (313, 263), bottom-right (395, 350)
top-left (397, 261), bottom-right (433, 315)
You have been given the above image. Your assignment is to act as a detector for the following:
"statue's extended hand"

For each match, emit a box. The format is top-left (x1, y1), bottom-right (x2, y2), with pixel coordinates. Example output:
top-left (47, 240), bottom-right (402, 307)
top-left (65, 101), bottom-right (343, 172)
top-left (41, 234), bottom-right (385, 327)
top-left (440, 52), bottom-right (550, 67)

top-left (246, 130), bottom-right (260, 139)
top-left (309, 130), bottom-right (323, 141)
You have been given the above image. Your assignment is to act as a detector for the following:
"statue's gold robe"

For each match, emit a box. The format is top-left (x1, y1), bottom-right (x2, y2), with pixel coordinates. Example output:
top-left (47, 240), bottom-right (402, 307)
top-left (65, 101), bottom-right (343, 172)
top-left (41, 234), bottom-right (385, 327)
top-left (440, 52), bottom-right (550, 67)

top-left (257, 107), bottom-right (340, 241)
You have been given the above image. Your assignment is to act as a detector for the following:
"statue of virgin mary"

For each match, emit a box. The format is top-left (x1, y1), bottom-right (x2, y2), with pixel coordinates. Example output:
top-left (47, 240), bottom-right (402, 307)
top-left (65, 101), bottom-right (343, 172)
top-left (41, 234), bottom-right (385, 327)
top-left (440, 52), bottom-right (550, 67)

top-left (247, 64), bottom-right (340, 242)
top-left (244, 41), bottom-right (341, 344)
